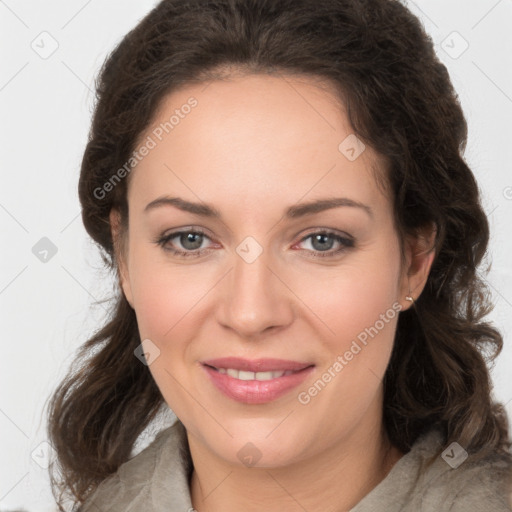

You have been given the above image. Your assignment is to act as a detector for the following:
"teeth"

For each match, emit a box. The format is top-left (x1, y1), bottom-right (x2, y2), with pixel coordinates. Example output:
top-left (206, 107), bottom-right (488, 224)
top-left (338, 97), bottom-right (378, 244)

top-left (216, 368), bottom-right (295, 381)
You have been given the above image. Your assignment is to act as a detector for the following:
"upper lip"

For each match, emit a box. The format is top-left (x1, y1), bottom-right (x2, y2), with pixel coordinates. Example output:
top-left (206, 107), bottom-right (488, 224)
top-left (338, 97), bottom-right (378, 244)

top-left (202, 357), bottom-right (314, 372)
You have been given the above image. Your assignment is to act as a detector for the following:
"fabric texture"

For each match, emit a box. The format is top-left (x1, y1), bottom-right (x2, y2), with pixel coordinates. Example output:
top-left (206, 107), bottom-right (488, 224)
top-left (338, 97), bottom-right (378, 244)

top-left (80, 420), bottom-right (512, 511)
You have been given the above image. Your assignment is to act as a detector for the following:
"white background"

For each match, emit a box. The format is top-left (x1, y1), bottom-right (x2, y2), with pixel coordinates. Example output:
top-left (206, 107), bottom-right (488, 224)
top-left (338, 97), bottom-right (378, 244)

top-left (1, 0), bottom-right (511, 510)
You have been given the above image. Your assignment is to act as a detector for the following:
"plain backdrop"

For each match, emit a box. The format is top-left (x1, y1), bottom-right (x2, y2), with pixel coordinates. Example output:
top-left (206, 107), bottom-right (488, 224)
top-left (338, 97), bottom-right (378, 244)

top-left (1, 0), bottom-right (511, 510)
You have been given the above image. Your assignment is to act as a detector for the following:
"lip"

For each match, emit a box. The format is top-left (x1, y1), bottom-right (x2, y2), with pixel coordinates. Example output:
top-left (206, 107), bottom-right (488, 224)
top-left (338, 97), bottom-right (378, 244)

top-left (200, 357), bottom-right (315, 404)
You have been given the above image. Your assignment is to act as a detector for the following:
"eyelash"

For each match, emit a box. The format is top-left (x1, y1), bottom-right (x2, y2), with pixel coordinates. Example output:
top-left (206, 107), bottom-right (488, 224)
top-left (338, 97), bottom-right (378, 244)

top-left (155, 228), bottom-right (355, 259)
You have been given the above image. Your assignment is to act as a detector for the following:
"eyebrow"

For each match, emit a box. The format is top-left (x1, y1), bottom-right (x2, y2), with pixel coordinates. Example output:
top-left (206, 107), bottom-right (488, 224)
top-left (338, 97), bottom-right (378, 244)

top-left (144, 196), bottom-right (373, 219)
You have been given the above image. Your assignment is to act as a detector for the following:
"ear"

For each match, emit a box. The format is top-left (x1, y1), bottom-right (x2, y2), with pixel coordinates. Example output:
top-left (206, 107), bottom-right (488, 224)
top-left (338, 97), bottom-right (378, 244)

top-left (109, 208), bottom-right (134, 308)
top-left (398, 222), bottom-right (437, 312)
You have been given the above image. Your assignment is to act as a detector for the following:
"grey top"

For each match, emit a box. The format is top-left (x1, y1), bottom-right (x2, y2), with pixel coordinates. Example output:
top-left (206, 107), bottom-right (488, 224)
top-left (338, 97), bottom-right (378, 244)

top-left (80, 420), bottom-right (512, 511)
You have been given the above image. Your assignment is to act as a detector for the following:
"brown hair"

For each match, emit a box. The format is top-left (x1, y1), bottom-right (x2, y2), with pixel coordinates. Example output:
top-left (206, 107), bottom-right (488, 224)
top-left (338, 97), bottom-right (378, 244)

top-left (47, 0), bottom-right (511, 508)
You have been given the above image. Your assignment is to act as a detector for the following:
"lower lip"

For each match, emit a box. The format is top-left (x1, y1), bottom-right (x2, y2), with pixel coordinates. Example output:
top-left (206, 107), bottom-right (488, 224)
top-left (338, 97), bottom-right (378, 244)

top-left (201, 364), bottom-right (315, 404)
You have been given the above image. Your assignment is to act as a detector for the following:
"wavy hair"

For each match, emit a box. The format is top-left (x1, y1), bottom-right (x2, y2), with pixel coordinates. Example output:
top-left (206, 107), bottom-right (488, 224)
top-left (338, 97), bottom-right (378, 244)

top-left (47, 0), bottom-right (511, 508)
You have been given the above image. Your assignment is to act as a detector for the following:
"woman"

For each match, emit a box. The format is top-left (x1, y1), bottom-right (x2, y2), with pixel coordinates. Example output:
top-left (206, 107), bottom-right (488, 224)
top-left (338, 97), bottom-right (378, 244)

top-left (47, 0), bottom-right (512, 510)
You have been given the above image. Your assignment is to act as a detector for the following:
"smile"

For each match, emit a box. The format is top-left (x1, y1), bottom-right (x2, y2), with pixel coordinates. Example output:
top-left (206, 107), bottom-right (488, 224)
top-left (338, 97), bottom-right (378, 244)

top-left (208, 367), bottom-right (298, 381)
top-left (201, 358), bottom-right (315, 404)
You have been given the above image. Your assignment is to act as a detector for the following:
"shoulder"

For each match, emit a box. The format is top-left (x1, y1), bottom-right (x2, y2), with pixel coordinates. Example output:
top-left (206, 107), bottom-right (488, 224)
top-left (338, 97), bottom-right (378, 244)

top-left (403, 429), bottom-right (512, 511)
top-left (79, 420), bottom-right (192, 511)
top-left (421, 443), bottom-right (512, 511)
top-left (352, 428), bottom-right (512, 512)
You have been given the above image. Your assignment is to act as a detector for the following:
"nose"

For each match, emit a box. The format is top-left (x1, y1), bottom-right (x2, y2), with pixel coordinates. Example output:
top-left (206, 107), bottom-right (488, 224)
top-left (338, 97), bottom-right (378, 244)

top-left (216, 247), bottom-right (294, 339)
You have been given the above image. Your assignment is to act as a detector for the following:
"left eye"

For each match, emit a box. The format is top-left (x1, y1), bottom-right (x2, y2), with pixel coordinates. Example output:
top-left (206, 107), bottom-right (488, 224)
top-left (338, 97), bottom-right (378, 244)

top-left (294, 232), bottom-right (354, 256)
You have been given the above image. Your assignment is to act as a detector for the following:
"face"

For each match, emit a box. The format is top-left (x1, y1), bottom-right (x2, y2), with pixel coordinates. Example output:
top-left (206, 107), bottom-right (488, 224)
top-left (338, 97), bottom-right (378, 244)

top-left (113, 73), bottom-right (419, 468)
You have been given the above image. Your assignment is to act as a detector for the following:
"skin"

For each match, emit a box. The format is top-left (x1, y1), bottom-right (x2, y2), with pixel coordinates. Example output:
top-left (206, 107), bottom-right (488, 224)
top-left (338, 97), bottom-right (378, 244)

top-left (110, 72), bottom-right (435, 512)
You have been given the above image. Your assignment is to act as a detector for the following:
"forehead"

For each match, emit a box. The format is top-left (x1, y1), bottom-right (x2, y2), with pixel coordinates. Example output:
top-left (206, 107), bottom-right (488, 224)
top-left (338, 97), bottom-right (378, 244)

top-left (128, 73), bottom-right (388, 216)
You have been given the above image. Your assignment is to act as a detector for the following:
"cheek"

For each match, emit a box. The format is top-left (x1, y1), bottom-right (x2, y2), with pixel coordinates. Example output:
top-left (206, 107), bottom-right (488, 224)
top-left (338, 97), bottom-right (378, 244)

top-left (288, 260), bottom-right (401, 434)
top-left (295, 245), bottom-right (401, 346)
top-left (291, 240), bottom-right (402, 409)
top-left (127, 242), bottom-right (213, 341)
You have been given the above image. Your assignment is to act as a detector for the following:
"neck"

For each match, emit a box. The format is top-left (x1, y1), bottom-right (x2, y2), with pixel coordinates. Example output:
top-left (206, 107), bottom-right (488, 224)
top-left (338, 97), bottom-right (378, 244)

top-left (188, 405), bottom-right (403, 512)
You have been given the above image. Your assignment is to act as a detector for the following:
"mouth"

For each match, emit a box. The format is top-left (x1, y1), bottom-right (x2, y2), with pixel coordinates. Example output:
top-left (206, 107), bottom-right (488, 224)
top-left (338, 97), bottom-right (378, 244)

top-left (204, 365), bottom-right (303, 381)
top-left (200, 357), bottom-right (315, 404)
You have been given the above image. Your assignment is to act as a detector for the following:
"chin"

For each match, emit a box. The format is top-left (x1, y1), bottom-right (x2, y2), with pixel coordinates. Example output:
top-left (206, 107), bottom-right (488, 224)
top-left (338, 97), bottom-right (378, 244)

top-left (207, 417), bottom-right (313, 468)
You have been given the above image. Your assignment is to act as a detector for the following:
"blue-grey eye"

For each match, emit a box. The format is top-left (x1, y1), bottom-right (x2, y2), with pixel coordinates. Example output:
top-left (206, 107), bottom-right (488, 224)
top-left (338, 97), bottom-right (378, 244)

top-left (179, 232), bottom-right (204, 250)
top-left (310, 233), bottom-right (335, 251)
